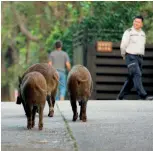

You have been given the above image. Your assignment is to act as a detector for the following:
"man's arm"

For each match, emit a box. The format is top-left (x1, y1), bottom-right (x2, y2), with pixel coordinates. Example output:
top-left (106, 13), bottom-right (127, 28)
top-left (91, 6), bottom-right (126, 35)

top-left (120, 30), bottom-right (130, 59)
top-left (48, 52), bottom-right (53, 66)
top-left (65, 53), bottom-right (71, 71)
top-left (66, 61), bottom-right (71, 72)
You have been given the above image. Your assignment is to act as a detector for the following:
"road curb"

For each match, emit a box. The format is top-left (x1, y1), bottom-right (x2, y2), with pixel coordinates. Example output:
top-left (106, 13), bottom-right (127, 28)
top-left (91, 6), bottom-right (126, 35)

top-left (56, 103), bottom-right (78, 151)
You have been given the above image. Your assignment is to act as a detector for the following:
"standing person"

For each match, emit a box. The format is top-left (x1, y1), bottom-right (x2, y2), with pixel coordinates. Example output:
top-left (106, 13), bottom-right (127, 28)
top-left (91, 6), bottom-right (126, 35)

top-left (117, 16), bottom-right (151, 100)
top-left (48, 40), bottom-right (71, 101)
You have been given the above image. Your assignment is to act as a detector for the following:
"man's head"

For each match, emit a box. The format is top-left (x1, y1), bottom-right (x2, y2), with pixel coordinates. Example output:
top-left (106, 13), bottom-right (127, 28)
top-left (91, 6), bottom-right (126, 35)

top-left (133, 16), bottom-right (144, 30)
top-left (55, 40), bottom-right (62, 50)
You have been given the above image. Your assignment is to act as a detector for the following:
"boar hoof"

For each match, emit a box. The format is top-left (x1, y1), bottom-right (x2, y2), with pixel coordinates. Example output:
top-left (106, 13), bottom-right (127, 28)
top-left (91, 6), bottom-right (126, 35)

top-left (16, 101), bottom-right (21, 105)
top-left (32, 121), bottom-right (35, 128)
top-left (27, 124), bottom-right (32, 129)
top-left (73, 113), bottom-right (78, 121)
top-left (82, 118), bottom-right (87, 122)
top-left (80, 115), bottom-right (87, 122)
top-left (81, 115), bottom-right (87, 122)
top-left (39, 124), bottom-right (43, 130)
top-left (39, 127), bottom-right (43, 130)
top-left (48, 110), bottom-right (54, 117)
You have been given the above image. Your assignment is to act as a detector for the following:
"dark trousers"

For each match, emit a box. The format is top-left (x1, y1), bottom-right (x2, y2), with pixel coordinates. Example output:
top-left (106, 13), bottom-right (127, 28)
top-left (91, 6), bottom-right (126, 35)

top-left (118, 53), bottom-right (147, 99)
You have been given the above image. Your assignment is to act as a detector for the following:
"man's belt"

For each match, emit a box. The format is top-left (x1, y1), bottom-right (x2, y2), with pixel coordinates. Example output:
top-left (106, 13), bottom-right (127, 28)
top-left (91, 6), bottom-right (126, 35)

top-left (126, 53), bottom-right (143, 57)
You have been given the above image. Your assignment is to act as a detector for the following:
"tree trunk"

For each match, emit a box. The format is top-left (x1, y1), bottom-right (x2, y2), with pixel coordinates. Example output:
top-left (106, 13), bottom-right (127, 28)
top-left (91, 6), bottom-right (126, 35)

top-left (10, 2), bottom-right (39, 42)
top-left (2, 44), bottom-right (17, 102)
top-left (9, 84), bottom-right (15, 102)
top-left (39, 47), bottom-right (48, 63)
top-left (25, 39), bottom-right (30, 64)
top-left (1, 84), bottom-right (15, 102)
top-left (1, 85), bottom-right (10, 102)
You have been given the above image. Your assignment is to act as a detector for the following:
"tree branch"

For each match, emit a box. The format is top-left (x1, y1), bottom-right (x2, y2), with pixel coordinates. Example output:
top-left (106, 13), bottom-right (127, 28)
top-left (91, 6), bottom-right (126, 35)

top-left (10, 3), bottom-right (40, 42)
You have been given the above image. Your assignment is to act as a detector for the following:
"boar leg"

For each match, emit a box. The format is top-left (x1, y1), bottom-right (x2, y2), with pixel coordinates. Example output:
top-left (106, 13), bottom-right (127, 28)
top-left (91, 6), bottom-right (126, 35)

top-left (22, 100), bottom-right (27, 116)
top-left (50, 87), bottom-right (58, 116)
top-left (47, 95), bottom-right (54, 117)
top-left (79, 101), bottom-right (83, 120)
top-left (70, 95), bottom-right (78, 121)
top-left (32, 106), bottom-right (37, 128)
top-left (16, 96), bottom-right (21, 104)
top-left (81, 100), bottom-right (87, 122)
top-left (26, 104), bottom-right (32, 129)
top-left (50, 95), bottom-right (56, 117)
top-left (38, 104), bottom-right (44, 130)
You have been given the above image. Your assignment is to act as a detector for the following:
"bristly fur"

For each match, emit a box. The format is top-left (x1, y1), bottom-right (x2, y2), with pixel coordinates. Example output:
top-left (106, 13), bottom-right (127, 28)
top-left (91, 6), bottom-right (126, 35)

top-left (18, 71), bottom-right (47, 130)
top-left (67, 64), bottom-right (93, 122)
top-left (17, 63), bottom-right (59, 117)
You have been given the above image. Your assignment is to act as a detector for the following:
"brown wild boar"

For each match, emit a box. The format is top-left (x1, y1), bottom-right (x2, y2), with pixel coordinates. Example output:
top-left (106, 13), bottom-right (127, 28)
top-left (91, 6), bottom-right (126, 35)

top-left (67, 65), bottom-right (93, 122)
top-left (18, 71), bottom-right (47, 130)
top-left (16, 63), bottom-right (59, 117)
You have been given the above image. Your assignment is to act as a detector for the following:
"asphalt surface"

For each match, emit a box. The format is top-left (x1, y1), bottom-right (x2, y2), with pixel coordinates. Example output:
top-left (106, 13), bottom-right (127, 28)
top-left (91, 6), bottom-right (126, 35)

top-left (1, 102), bottom-right (74, 151)
top-left (1, 101), bottom-right (153, 151)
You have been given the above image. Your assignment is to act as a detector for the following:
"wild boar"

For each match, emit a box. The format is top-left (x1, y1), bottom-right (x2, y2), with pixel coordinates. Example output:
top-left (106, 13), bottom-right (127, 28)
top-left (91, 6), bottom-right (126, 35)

top-left (18, 71), bottom-right (47, 130)
top-left (16, 63), bottom-right (59, 117)
top-left (67, 65), bottom-right (93, 122)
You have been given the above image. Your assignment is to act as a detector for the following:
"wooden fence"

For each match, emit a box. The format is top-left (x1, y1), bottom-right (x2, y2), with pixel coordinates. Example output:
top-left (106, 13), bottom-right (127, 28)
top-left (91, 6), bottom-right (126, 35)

top-left (86, 43), bottom-right (153, 100)
top-left (73, 29), bottom-right (153, 100)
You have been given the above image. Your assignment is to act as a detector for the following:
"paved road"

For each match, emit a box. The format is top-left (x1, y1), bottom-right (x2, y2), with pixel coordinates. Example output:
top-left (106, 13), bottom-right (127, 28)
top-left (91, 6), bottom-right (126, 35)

top-left (1, 101), bottom-right (153, 151)
top-left (1, 102), bottom-right (74, 151)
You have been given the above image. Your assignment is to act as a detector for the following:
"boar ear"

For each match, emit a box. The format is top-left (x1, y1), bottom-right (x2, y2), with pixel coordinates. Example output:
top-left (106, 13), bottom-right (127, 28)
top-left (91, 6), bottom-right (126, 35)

top-left (18, 76), bottom-right (22, 84)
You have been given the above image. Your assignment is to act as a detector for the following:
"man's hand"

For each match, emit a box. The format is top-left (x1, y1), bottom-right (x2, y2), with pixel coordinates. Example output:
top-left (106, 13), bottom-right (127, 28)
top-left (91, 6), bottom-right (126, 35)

top-left (66, 61), bottom-right (71, 72)
top-left (48, 61), bottom-right (52, 66)
top-left (121, 54), bottom-right (125, 60)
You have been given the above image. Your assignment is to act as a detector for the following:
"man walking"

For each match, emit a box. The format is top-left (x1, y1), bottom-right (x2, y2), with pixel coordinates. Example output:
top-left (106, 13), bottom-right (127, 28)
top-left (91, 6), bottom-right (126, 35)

top-left (48, 40), bottom-right (71, 100)
top-left (117, 16), bottom-right (151, 100)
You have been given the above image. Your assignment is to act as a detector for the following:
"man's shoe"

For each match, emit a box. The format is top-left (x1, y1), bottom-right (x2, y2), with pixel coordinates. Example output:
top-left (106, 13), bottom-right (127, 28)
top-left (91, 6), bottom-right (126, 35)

top-left (145, 96), bottom-right (153, 101)
top-left (116, 96), bottom-right (124, 100)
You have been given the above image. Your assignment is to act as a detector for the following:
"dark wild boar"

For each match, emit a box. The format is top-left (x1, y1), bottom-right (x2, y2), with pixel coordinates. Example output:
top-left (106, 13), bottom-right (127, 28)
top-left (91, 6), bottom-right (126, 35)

top-left (67, 65), bottom-right (93, 122)
top-left (18, 71), bottom-right (47, 130)
top-left (16, 63), bottom-right (59, 117)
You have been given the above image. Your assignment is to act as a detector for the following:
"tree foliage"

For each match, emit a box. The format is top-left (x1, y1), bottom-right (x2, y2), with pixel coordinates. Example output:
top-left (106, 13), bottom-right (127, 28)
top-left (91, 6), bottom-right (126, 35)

top-left (140, 2), bottom-right (153, 43)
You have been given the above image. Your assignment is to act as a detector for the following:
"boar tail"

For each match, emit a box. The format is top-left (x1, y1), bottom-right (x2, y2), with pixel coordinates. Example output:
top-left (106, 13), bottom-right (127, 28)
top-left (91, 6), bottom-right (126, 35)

top-left (77, 77), bottom-right (88, 82)
top-left (31, 76), bottom-right (47, 95)
top-left (36, 84), bottom-right (47, 95)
